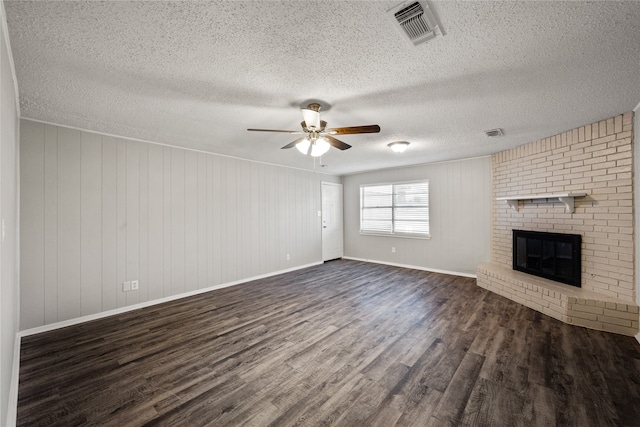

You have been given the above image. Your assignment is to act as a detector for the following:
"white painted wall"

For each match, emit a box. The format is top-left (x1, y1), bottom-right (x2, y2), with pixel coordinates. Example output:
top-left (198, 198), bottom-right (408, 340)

top-left (1, 3), bottom-right (20, 424)
top-left (19, 119), bottom-right (339, 330)
top-left (342, 157), bottom-right (491, 276)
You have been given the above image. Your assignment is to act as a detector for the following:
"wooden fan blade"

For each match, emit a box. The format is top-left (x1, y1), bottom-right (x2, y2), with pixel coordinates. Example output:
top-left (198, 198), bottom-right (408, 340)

top-left (247, 128), bottom-right (305, 134)
top-left (281, 137), bottom-right (307, 150)
top-left (325, 135), bottom-right (351, 150)
top-left (326, 125), bottom-right (381, 135)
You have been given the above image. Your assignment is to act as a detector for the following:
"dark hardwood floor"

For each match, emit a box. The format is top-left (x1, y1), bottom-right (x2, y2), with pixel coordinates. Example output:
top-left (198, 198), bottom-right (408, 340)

top-left (17, 260), bottom-right (640, 426)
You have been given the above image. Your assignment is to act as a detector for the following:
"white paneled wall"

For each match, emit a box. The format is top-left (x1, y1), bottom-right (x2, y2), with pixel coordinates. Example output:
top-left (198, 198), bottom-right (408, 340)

top-left (20, 119), bottom-right (338, 329)
top-left (343, 157), bottom-right (491, 276)
top-left (1, 9), bottom-right (20, 424)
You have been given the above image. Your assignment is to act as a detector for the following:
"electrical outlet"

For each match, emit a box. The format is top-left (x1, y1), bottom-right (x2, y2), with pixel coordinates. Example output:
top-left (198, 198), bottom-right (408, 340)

top-left (123, 281), bottom-right (131, 292)
top-left (131, 280), bottom-right (139, 290)
top-left (286, 254), bottom-right (290, 261)
top-left (392, 247), bottom-right (396, 253)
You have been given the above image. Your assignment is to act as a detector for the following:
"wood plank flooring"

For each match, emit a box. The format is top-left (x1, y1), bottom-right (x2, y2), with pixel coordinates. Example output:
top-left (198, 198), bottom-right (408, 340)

top-left (17, 260), bottom-right (640, 426)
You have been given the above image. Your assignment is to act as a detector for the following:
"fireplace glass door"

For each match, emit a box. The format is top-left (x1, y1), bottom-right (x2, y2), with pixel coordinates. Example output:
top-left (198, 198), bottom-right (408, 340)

top-left (513, 230), bottom-right (581, 287)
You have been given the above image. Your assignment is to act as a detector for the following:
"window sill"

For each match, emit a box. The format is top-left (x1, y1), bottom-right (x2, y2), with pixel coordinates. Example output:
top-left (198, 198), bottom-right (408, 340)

top-left (360, 232), bottom-right (431, 240)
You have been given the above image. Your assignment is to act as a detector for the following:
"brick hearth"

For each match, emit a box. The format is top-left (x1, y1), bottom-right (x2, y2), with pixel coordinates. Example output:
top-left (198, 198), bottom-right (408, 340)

top-left (479, 112), bottom-right (639, 336)
top-left (477, 263), bottom-right (639, 335)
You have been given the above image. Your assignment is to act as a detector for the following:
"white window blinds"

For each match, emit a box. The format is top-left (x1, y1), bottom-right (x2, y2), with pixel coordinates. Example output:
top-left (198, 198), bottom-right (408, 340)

top-left (361, 185), bottom-right (393, 234)
top-left (360, 181), bottom-right (429, 237)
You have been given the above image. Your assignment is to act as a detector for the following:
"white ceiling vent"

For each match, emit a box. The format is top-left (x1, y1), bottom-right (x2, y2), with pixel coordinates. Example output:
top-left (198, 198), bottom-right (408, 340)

top-left (388, 1), bottom-right (443, 46)
top-left (485, 128), bottom-right (505, 137)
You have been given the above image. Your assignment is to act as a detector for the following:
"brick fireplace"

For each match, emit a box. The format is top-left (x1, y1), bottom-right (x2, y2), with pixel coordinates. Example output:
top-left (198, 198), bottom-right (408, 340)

top-left (477, 112), bottom-right (639, 336)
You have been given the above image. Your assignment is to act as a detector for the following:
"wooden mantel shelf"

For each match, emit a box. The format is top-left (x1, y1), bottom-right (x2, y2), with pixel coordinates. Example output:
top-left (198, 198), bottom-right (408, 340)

top-left (496, 192), bottom-right (587, 213)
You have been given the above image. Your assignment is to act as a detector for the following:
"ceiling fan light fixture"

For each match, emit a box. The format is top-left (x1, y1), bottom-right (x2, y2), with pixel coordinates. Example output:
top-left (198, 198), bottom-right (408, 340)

top-left (301, 107), bottom-right (321, 130)
top-left (310, 138), bottom-right (330, 157)
top-left (296, 138), bottom-right (311, 154)
top-left (248, 101), bottom-right (378, 156)
top-left (388, 141), bottom-right (410, 153)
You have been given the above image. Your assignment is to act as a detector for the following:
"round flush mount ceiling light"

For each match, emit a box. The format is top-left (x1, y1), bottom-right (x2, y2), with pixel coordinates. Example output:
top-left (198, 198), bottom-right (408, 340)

top-left (387, 141), bottom-right (410, 153)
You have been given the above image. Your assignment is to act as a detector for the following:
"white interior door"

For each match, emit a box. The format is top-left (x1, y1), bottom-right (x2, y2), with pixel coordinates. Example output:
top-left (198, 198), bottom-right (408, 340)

top-left (322, 182), bottom-right (343, 261)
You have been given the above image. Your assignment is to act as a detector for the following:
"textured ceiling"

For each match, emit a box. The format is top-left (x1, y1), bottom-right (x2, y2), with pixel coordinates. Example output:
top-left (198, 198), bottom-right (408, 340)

top-left (5, 1), bottom-right (640, 175)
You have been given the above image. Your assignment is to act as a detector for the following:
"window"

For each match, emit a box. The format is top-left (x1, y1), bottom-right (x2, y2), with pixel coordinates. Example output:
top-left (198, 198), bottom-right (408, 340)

top-left (360, 180), bottom-right (429, 238)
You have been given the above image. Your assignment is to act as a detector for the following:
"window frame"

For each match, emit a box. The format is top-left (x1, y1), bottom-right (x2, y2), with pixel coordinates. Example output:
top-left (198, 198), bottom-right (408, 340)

top-left (359, 179), bottom-right (430, 239)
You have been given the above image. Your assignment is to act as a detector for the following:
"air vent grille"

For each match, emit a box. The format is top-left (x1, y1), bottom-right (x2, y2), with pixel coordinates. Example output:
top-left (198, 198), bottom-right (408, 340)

top-left (485, 128), bottom-right (505, 137)
top-left (395, 3), bottom-right (431, 39)
top-left (388, 1), bottom-right (442, 46)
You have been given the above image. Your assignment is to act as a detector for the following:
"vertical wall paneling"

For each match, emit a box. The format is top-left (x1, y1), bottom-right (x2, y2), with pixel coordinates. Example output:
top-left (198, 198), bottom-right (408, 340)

top-left (19, 120), bottom-right (340, 328)
top-left (43, 124), bottom-right (59, 323)
top-left (273, 165), bottom-right (282, 268)
top-left (279, 167), bottom-right (288, 268)
top-left (57, 127), bottom-right (82, 320)
top-left (214, 155), bottom-right (224, 286)
top-left (101, 136), bottom-right (117, 311)
top-left (1, 16), bottom-right (20, 420)
top-left (472, 159), bottom-right (490, 268)
top-left (444, 161), bottom-right (462, 263)
top-left (125, 141), bottom-right (140, 306)
top-left (146, 144), bottom-right (164, 301)
top-left (249, 163), bottom-right (258, 276)
top-left (115, 139), bottom-right (127, 308)
top-left (302, 173), bottom-right (309, 261)
top-left (308, 172), bottom-right (317, 261)
top-left (239, 161), bottom-right (252, 278)
top-left (275, 168), bottom-right (283, 268)
top-left (262, 164), bottom-right (270, 270)
top-left (236, 161), bottom-right (246, 278)
top-left (170, 148), bottom-right (185, 295)
top-left (254, 163), bottom-right (265, 275)
top-left (225, 159), bottom-right (237, 282)
top-left (266, 164), bottom-right (275, 270)
top-left (19, 121), bottom-right (45, 329)
top-left (184, 150), bottom-right (198, 292)
top-left (197, 153), bottom-right (208, 289)
top-left (80, 131), bottom-right (102, 315)
top-left (210, 155), bottom-right (220, 287)
top-left (308, 175), bottom-right (315, 262)
top-left (138, 142), bottom-right (149, 303)
top-left (293, 170), bottom-right (301, 263)
top-left (162, 146), bottom-right (171, 298)
top-left (291, 170), bottom-right (299, 264)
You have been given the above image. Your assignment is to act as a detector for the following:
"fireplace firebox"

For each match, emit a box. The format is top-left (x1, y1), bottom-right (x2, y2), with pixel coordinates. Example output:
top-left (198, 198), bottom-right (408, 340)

top-left (512, 230), bottom-right (582, 287)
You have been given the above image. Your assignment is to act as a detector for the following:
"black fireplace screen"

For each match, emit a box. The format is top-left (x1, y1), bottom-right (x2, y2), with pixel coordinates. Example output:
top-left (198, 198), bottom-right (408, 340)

top-left (512, 230), bottom-right (582, 287)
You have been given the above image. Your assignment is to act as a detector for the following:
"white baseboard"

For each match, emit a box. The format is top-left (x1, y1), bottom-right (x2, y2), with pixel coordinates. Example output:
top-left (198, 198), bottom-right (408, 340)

top-left (19, 261), bottom-right (323, 338)
top-left (6, 333), bottom-right (20, 427)
top-left (342, 257), bottom-right (477, 278)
